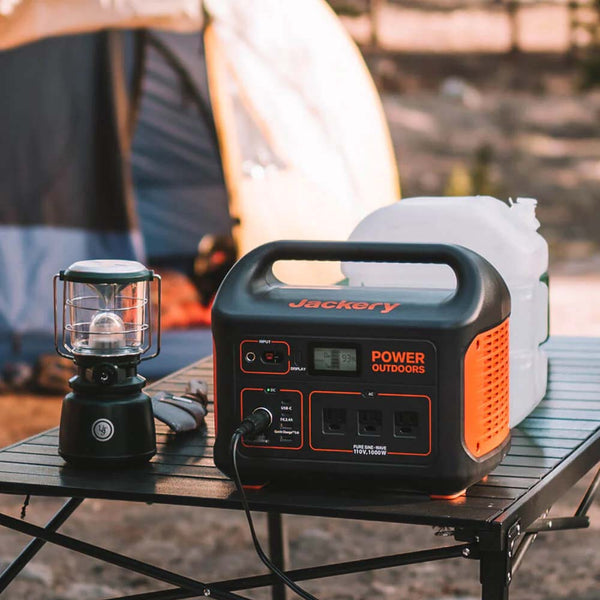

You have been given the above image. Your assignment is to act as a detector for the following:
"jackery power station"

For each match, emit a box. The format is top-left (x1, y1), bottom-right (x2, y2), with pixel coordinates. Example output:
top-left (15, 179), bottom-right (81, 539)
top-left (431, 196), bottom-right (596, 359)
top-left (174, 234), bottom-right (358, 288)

top-left (212, 241), bottom-right (511, 496)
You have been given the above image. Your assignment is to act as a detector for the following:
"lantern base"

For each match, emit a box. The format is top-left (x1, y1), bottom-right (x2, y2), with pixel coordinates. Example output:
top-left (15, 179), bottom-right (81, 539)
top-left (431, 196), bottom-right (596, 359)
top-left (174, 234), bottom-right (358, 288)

top-left (58, 390), bottom-right (156, 467)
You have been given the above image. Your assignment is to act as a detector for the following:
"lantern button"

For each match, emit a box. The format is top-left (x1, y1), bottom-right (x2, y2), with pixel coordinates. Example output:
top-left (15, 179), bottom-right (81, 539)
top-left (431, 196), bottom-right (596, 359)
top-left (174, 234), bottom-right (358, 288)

top-left (92, 363), bottom-right (119, 386)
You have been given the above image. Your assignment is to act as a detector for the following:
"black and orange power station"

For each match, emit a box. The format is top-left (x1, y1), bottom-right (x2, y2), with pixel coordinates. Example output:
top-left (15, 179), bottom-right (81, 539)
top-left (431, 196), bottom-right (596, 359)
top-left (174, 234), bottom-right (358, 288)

top-left (212, 241), bottom-right (511, 496)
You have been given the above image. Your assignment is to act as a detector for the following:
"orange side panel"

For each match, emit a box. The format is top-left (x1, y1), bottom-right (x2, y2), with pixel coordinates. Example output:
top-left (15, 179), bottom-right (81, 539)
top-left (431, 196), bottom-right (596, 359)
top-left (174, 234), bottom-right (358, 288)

top-left (464, 319), bottom-right (510, 458)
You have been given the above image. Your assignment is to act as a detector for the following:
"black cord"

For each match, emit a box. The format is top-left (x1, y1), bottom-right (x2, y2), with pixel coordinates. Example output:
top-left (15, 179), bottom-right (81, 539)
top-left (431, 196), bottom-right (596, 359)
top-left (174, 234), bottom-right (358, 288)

top-left (20, 495), bottom-right (30, 520)
top-left (231, 426), bottom-right (320, 600)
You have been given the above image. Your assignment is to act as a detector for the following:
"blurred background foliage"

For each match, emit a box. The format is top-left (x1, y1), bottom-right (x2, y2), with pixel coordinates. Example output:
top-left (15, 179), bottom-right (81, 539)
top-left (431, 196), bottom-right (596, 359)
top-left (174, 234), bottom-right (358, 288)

top-left (326, 0), bottom-right (600, 269)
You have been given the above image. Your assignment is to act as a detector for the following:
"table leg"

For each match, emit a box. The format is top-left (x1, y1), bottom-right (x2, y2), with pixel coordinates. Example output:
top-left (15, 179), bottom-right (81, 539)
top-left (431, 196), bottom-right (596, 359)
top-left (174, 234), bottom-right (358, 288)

top-left (576, 465), bottom-right (600, 516)
top-left (480, 550), bottom-right (510, 600)
top-left (0, 509), bottom-right (247, 600)
top-left (267, 512), bottom-right (288, 600)
top-left (0, 497), bottom-right (83, 592)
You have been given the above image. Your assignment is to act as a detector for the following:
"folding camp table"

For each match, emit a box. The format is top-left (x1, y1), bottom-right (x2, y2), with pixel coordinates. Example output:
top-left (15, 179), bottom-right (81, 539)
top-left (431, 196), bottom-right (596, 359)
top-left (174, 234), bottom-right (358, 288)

top-left (0, 336), bottom-right (597, 600)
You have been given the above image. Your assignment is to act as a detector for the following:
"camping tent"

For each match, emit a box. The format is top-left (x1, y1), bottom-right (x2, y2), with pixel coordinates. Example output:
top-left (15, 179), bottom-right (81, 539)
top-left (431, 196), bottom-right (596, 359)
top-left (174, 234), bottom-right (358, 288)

top-left (0, 0), bottom-right (399, 378)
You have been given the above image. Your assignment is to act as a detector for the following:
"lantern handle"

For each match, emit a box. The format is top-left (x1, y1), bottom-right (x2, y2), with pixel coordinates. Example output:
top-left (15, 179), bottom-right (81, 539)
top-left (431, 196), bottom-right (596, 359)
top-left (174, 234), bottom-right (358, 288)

top-left (141, 273), bottom-right (161, 361)
top-left (53, 275), bottom-right (73, 360)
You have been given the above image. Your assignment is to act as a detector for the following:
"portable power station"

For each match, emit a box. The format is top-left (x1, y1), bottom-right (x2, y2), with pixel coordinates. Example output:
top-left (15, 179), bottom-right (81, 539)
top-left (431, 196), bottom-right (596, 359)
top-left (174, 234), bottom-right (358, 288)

top-left (212, 241), bottom-right (511, 496)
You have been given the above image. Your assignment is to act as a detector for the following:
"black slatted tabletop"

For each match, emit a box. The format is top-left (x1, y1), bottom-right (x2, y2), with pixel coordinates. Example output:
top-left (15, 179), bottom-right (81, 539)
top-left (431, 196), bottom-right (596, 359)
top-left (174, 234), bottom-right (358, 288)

top-left (0, 337), bottom-right (598, 536)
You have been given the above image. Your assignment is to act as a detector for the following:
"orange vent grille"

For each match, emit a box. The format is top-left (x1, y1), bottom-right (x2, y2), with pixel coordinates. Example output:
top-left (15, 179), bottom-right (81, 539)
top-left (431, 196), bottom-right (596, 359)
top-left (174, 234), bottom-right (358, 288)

top-left (464, 319), bottom-right (510, 458)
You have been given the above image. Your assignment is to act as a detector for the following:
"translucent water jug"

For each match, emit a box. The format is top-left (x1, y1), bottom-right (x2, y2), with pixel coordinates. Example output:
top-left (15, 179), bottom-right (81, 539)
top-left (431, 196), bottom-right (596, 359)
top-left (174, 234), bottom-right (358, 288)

top-left (343, 196), bottom-right (549, 427)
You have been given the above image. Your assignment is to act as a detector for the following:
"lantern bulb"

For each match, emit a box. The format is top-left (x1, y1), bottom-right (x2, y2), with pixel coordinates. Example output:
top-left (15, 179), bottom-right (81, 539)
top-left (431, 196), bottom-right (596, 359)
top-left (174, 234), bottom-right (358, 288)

top-left (89, 311), bottom-right (126, 352)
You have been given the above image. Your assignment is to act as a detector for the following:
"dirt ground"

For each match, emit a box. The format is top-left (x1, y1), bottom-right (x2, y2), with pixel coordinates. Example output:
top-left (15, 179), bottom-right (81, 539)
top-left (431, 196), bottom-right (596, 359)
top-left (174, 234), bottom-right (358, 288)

top-left (1, 5), bottom-right (600, 599)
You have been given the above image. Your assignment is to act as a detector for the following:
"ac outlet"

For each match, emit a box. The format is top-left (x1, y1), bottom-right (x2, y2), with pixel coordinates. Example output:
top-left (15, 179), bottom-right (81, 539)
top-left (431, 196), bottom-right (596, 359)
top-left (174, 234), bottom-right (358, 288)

top-left (310, 391), bottom-right (431, 456)
top-left (394, 411), bottom-right (419, 438)
top-left (322, 408), bottom-right (347, 434)
top-left (358, 409), bottom-right (382, 436)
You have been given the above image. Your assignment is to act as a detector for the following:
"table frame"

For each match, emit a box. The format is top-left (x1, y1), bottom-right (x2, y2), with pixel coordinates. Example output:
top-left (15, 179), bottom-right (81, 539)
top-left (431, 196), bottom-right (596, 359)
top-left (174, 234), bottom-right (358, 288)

top-left (0, 337), bottom-right (597, 600)
top-left (0, 469), bottom-right (596, 600)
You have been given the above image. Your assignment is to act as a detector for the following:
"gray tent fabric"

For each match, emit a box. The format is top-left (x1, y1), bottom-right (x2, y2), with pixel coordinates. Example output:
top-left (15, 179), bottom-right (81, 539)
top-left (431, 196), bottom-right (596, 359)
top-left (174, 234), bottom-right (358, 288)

top-left (0, 33), bottom-right (134, 231)
top-left (0, 29), bottom-right (231, 376)
top-left (0, 32), bottom-right (143, 339)
top-left (131, 31), bottom-right (232, 264)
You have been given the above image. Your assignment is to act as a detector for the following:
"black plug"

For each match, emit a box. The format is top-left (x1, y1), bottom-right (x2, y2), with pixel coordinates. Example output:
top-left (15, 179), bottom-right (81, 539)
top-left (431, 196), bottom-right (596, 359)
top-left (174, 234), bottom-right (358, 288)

top-left (229, 406), bottom-right (321, 600)
top-left (234, 408), bottom-right (273, 439)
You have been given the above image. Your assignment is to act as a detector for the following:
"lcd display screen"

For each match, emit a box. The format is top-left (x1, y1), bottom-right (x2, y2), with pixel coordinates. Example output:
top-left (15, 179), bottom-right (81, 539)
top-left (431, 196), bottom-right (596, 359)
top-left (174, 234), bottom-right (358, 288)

top-left (313, 347), bottom-right (358, 372)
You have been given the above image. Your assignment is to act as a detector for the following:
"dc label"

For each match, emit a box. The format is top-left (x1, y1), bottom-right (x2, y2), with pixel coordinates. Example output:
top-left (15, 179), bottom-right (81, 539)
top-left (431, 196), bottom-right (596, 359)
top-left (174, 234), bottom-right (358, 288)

top-left (92, 419), bottom-right (115, 442)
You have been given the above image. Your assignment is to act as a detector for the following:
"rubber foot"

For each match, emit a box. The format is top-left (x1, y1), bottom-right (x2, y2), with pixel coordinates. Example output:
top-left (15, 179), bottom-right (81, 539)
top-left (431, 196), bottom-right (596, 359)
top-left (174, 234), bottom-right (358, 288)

top-left (430, 489), bottom-right (467, 500)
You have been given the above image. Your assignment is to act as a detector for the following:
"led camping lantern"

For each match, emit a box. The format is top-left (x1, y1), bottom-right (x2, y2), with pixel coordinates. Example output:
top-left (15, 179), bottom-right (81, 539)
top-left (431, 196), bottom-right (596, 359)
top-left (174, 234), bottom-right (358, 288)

top-left (54, 260), bottom-right (161, 466)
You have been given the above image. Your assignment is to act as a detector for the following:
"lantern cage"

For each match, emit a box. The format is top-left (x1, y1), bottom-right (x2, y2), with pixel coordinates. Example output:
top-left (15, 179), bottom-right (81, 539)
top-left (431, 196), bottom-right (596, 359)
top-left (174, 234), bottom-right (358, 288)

top-left (54, 260), bottom-right (161, 361)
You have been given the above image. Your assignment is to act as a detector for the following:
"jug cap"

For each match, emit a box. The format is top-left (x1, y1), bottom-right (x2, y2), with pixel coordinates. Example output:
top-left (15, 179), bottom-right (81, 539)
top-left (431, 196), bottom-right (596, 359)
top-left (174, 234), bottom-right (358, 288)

top-left (511, 197), bottom-right (540, 230)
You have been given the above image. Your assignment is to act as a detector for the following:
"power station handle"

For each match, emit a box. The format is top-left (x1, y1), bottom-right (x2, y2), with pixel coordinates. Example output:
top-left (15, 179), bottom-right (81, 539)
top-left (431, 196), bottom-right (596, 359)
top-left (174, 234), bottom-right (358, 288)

top-left (245, 240), bottom-right (489, 302)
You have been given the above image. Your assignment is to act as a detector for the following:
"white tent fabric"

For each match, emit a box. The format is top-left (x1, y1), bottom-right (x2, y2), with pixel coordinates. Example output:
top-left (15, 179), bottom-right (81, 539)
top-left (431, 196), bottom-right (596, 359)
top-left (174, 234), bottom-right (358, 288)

top-left (204, 0), bottom-right (399, 283)
top-left (1, 0), bottom-right (400, 284)
top-left (0, 0), bottom-right (203, 50)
